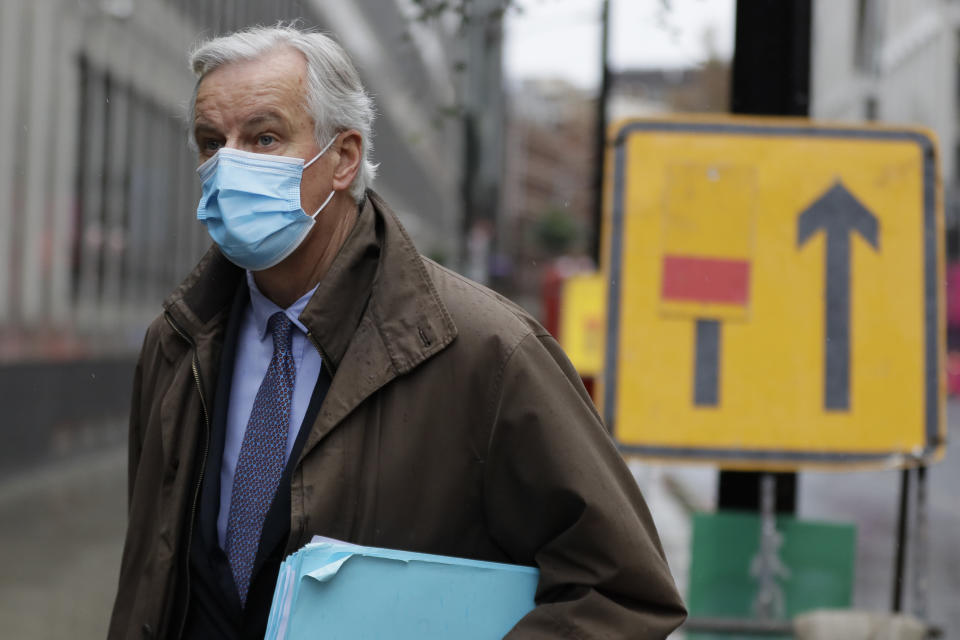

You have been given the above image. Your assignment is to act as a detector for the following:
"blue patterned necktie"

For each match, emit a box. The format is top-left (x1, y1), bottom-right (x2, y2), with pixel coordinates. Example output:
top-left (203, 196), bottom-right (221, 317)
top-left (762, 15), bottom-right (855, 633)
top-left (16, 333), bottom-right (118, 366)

top-left (225, 311), bottom-right (296, 605)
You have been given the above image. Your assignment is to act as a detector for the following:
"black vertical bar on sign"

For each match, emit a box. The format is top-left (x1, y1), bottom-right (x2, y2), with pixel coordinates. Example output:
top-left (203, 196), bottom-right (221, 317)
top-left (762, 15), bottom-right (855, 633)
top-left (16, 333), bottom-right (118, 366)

top-left (717, 0), bottom-right (810, 513)
top-left (694, 320), bottom-right (721, 406)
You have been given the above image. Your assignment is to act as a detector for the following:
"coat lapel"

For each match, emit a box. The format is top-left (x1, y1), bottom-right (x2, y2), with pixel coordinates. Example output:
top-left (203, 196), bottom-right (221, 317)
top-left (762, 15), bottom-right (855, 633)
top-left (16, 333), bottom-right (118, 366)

top-left (296, 191), bottom-right (457, 459)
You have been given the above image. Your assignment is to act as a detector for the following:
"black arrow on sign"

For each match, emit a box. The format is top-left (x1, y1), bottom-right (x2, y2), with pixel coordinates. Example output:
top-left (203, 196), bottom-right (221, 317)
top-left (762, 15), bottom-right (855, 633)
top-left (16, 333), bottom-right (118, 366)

top-left (797, 181), bottom-right (880, 411)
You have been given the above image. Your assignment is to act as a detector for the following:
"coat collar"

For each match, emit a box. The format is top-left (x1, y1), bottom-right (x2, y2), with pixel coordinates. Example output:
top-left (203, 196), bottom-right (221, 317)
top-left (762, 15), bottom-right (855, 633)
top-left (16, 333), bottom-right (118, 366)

top-left (162, 243), bottom-right (242, 343)
top-left (162, 189), bottom-right (457, 381)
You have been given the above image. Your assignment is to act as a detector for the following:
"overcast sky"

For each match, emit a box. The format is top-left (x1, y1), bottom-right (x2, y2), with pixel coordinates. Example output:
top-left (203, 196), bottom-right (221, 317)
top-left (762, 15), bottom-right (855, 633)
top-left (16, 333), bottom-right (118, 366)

top-left (504, 0), bottom-right (735, 89)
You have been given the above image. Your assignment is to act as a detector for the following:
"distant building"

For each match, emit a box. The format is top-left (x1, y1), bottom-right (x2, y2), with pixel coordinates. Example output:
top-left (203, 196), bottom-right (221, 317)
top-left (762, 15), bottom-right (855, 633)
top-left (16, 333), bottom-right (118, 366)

top-left (500, 78), bottom-right (597, 312)
top-left (810, 0), bottom-right (960, 253)
top-left (609, 62), bottom-right (730, 121)
top-left (500, 62), bottom-right (731, 317)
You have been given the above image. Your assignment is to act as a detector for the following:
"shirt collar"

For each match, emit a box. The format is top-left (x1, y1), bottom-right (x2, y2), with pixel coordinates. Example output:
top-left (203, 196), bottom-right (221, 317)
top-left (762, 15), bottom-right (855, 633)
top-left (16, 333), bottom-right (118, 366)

top-left (246, 270), bottom-right (318, 340)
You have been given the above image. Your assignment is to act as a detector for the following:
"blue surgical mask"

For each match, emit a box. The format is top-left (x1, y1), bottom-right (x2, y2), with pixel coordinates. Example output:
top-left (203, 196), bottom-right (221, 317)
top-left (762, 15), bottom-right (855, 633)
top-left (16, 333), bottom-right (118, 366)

top-left (196, 136), bottom-right (337, 271)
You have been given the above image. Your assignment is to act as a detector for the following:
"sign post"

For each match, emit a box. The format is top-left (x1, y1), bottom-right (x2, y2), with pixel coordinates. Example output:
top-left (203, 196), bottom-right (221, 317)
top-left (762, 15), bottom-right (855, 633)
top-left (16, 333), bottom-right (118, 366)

top-left (600, 117), bottom-right (946, 634)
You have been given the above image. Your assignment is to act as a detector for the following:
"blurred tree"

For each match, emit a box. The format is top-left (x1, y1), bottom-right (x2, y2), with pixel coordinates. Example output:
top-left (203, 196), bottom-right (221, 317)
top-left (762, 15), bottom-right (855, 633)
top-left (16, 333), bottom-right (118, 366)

top-left (535, 205), bottom-right (582, 256)
top-left (410, 0), bottom-right (674, 25)
top-left (404, 0), bottom-right (682, 287)
top-left (410, 0), bottom-right (509, 26)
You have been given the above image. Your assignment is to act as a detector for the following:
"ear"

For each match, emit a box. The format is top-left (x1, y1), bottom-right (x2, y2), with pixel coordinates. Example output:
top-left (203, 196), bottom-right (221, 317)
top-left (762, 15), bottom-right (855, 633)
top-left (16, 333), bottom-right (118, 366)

top-left (332, 129), bottom-right (363, 192)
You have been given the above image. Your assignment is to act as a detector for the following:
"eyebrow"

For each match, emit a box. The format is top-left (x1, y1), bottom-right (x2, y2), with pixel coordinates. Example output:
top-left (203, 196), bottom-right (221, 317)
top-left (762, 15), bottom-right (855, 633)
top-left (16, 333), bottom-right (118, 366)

top-left (241, 111), bottom-right (288, 130)
top-left (192, 111), bottom-right (289, 139)
top-left (193, 121), bottom-right (220, 136)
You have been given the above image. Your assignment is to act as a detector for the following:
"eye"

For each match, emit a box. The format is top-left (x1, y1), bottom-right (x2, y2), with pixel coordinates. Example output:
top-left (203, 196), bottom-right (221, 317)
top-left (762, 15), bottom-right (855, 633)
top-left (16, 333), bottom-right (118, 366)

top-left (202, 139), bottom-right (222, 153)
top-left (257, 134), bottom-right (276, 147)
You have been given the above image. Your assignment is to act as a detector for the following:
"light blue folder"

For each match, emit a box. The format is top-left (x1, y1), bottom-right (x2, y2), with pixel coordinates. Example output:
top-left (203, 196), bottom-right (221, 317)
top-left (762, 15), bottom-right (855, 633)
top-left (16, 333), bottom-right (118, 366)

top-left (265, 537), bottom-right (539, 639)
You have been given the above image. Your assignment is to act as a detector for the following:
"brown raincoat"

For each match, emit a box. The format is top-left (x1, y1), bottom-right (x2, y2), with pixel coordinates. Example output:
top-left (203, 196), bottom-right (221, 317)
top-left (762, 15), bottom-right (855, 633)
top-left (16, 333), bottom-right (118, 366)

top-left (108, 192), bottom-right (686, 638)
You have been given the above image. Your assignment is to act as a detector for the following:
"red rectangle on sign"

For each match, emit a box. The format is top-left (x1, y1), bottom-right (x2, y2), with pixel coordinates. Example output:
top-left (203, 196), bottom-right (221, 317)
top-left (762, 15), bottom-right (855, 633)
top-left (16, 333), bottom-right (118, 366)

top-left (661, 255), bottom-right (751, 305)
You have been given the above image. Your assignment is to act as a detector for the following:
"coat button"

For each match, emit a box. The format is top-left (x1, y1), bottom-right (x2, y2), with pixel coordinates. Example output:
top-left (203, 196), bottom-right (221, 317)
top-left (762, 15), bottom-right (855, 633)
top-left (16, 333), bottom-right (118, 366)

top-left (142, 622), bottom-right (154, 637)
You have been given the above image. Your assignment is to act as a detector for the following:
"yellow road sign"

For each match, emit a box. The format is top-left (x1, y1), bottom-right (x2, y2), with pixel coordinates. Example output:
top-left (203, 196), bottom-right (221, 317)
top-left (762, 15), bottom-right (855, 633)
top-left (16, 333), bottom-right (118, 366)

top-left (601, 117), bottom-right (945, 470)
top-left (560, 272), bottom-right (605, 377)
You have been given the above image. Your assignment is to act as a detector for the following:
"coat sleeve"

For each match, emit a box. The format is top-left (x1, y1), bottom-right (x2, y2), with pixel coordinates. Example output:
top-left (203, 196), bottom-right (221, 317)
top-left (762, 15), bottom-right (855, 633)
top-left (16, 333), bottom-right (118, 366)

top-left (484, 331), bottom-right (687, 639)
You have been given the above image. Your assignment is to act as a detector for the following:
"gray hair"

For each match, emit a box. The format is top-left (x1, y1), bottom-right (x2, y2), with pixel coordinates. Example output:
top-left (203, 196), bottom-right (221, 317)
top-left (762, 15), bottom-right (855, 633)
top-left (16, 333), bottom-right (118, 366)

top-left (188, 24), bottom-right (378, 202)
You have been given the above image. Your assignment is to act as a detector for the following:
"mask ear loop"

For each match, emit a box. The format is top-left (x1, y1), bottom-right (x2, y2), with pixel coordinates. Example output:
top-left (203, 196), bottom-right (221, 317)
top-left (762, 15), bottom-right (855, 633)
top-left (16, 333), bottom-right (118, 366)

top-left (303, 134), bottom-right (339, 169)
top-left (304, 134), bottom-right (340, 218)
top-left (310, 190), bottom-right (336, 218)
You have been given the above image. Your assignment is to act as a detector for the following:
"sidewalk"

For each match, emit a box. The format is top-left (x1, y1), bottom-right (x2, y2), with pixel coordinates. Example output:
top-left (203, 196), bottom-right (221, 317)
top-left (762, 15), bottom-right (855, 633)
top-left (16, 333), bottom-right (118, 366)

top-left (0, 446), bottom-right (127, 639)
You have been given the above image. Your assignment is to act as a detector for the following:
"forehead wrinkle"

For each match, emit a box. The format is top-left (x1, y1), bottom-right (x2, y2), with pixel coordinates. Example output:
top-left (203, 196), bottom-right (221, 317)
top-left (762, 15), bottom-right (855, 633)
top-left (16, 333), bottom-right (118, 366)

top-left (242, 111), bottom-right (289, 129)
top-left (193, 50), bottom-right (314, 136)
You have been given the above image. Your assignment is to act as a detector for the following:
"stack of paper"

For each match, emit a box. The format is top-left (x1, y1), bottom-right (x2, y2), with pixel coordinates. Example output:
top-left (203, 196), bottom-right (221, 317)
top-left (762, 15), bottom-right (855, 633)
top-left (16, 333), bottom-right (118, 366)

top-left (265, 536), bottom-right (539, 639)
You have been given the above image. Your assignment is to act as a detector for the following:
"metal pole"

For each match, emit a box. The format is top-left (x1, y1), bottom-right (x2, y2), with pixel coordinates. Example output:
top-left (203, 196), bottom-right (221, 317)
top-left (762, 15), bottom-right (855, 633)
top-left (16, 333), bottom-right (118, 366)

top-left (752, 473), bottom-right (789, 620)
top-left (719, 0), bottom-right (810, 515)
top-left (892, 467), bottom-right (911, 612)
top-left (912, 464), bottom-right (929, 620)
top-left (590, 0), bottom-right (610, 266)
top-left (459, 0), bottom-right (504, 282)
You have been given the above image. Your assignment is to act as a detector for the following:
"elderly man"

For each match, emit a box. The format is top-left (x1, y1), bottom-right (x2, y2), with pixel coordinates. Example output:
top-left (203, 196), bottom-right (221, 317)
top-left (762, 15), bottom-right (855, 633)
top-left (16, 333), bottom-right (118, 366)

top-left (109, 25), bottom-right (685, 639)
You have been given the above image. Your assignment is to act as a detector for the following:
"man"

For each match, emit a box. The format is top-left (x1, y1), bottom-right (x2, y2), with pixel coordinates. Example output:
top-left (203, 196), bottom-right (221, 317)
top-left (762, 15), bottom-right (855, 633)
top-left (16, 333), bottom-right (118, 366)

top-left (109, 25), bottom-right (685, 639)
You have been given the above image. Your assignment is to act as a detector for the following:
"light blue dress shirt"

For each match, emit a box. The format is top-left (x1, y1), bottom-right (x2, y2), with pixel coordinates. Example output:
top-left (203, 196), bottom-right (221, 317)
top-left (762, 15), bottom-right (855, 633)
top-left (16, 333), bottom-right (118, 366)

top-left (217, 271), bottom-right (323, 549)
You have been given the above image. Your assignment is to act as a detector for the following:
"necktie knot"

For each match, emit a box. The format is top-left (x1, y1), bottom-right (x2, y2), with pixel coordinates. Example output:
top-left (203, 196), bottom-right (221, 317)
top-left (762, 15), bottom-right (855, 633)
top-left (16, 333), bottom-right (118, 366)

top-left (268, 312), bottom-right (293, 356)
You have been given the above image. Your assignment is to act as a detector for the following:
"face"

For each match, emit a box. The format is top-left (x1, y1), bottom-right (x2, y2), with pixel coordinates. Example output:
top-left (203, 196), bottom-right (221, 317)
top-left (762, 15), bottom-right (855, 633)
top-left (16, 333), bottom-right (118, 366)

top-left (192, 47), bottom-right (334, 214)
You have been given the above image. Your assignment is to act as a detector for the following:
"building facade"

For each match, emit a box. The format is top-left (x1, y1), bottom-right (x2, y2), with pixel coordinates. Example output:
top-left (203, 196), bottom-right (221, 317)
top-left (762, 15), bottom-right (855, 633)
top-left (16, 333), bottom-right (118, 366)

top-left (0, 0), bottom-right (463, 361)
top-left (0, 0), bottom-right (470, 474)
top-left (500, 79), bottom-right (598, 313)
top-left (811, 0), bottom-right (960, 241)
